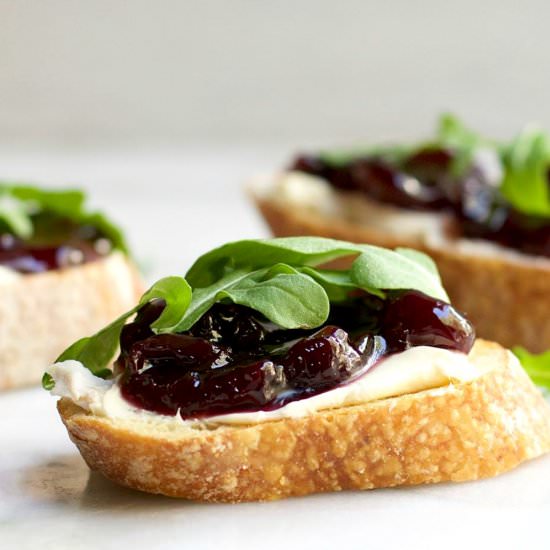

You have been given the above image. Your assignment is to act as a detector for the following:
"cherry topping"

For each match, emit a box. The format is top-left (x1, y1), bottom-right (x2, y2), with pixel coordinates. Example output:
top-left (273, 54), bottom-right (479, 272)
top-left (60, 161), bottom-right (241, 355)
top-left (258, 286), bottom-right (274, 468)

top-left (0, 219), bottom-right (110, 273)
top-left (380, 291), bottom-right (475, 354)
top-left (291, 150), bottom-right (550, 258)
top-left (0, 242), bottom-right (103, 273)
top-left (117, 294), bottom-right (475, 420)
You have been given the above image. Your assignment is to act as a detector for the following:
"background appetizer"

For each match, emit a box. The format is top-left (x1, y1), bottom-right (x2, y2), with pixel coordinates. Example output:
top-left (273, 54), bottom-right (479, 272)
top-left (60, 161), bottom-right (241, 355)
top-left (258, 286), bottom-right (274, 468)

top-left (252, 115), bottom-right (550, 354)
top-left (0, 183), bottom-right (142, 389)
top-left (46, 237), bottom-right (550, 502)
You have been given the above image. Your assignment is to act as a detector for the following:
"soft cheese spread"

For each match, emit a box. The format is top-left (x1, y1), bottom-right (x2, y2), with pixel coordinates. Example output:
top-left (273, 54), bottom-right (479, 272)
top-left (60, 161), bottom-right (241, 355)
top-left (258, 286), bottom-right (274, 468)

top-left (48, 345), bottom-right (481, 426)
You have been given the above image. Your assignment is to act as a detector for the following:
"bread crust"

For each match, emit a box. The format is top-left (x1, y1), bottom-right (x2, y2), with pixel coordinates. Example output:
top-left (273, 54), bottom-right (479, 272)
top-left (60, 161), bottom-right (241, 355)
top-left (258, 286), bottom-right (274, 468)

top-left (57, 340), bottom-right (550, 502)
top-left (253, 194), bottom-right (550, 353)
top-left (0, 252), bottom-right (143, 389)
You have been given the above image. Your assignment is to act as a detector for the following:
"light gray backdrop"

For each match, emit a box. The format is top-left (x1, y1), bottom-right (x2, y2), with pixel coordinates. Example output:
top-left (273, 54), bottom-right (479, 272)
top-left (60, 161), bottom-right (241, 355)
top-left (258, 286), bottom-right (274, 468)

top-left (1, 0), bottom-right (548, 148)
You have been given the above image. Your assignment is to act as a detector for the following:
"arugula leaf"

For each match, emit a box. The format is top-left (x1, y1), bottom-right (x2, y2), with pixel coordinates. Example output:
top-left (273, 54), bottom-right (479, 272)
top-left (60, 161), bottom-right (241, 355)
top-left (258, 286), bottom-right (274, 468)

top-left (173, 264), bottom-right (330, 332)
top-left (350, 246), bottom-right (448, 301)
top-left (297, 267), bottom-right (363, 301)
top-left (142, 276), bottom-right (192, 333)
top-left (9, 186), bottom-right (86, 217)
top-left (513, 347), bottom-right (550, 389)
top-left (435, 113), bottom-right (498, 177)
top-left (393, 247), bottom-right (439, 276)
top-left (173, 238), bottom-right (448, 333)
top-left (186, 237), bottom-right (365, 287)
top-left (217, 269), bottom-right (330, 329)
top-left (0, 190), bottom-right (33, 238)
top-left (54, 308), bottom-right (139, 376)
top-left (173, 270), bottom-right (256, 332)
top-left (0, 183), bottom-right (129, 252)
top-left (80, 211), bottom-right (129, 253)
top-left (500, 127), bottom-right (550, 217)
top-left (187, 237), bottom-right (448, 301)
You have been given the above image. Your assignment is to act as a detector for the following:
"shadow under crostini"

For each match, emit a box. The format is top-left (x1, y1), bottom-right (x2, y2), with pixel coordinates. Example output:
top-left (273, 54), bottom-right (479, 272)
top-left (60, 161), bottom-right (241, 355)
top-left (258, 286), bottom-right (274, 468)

top-left (18, 454), bottom-right (193, 512)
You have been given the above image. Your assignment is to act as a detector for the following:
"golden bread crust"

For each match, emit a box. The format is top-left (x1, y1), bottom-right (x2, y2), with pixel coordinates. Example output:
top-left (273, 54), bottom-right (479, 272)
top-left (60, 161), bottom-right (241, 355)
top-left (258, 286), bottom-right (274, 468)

top-left (57, 340), bottom-right (550, 502)
top-left (253, 195), bottom-right (550, 353)
top-left (0, 253), bottom-right (143, 389)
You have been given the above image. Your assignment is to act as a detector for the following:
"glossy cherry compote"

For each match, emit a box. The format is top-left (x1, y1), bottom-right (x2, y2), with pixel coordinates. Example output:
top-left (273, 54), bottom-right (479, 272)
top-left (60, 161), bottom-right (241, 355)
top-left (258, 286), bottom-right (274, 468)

top-left (291, 150), bottom-right (550, 258)
top-left (117, 291), bottom-right (475, 420)
top-left (0, 216), bottom-right (111, 273)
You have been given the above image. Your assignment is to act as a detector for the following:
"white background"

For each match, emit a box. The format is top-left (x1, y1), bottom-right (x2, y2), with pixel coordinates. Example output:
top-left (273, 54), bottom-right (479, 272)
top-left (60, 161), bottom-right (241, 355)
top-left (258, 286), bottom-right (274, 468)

top-left (1, 2), bottom-right (550, 549)
top-left (2, 0), bottom-right (550, 148)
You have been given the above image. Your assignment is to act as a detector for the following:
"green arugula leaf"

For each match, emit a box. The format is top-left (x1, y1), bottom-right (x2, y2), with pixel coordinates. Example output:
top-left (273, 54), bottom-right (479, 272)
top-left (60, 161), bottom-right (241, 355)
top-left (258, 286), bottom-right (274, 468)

top-left (297, 267), bottom-right (365, 301)
top-left (42, 372), bottom-right (56, 390)
top-left (0, 183), bottom-right (129, 252)
top-left (513, 347), bottom-right (550, 389)
top-left (80, 211), bottom-right (129, 253)
top-left (188, 237), bottom-right (448, 301)
top-left (500, 127), bottom-right (550, 217)
top-left (186, 237), bottom-right (365, 287)
top-left (350, 246), bottom-right (448, 301)
top-left (174, 264), bottom-right (330, 332)
top-left (9, 186), bottom-right (86, 217)
top-left (0, 189), bottom-right (33, 238)
top-left (142, 276), bottom-right (192, 333)
top-left (173, 269), bottom-right (256, 332)
top-left (217, 270), bottom-right (330, 329)
top-left (54, 308), bottom-right (139, 376)
top-left (394, 247), bottom-right (439, 276)
top-left (435, 113), bottom-right (497, 177)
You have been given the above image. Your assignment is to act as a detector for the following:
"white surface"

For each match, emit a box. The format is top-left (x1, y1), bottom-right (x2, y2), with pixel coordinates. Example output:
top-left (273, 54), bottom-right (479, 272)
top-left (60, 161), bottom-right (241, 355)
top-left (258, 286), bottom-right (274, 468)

top-left (1, 150), bottom-right (550, 549)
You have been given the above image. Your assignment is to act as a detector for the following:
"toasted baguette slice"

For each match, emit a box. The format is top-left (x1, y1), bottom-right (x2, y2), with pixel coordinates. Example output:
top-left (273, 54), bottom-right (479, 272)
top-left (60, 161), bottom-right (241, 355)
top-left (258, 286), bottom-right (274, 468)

top-left (252, 190), bottom-right (550, 354)
top-left (0, 252), bottom-right (142, 390)
top-left (57, 340), bottom-right (550, 502)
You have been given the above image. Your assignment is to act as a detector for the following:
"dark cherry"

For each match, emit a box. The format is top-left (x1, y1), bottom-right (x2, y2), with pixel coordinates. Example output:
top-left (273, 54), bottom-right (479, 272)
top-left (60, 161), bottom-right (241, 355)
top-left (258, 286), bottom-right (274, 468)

top-left (282, 326), bottom-right (360, 390)
top-left (118, 294), bottom-right (475, 419)
top-left (119, 299), bottom-right (166, 356)
top-left (121, 355), bottom-right (287, 417)
top-left (380, 291), bottom-right (475, 354)
top-left (402, 148), bottom-right (453, 184)
top-left (291, 149), bottom-right (550, 258)
top-left (350, 158), bottom-right (447, 209)
top-left (125, 334), bottom-right (228, 375)
top-left (189, 303), bottom-right (267, 350)
top-left (119, 324), bottom-right (376, 417)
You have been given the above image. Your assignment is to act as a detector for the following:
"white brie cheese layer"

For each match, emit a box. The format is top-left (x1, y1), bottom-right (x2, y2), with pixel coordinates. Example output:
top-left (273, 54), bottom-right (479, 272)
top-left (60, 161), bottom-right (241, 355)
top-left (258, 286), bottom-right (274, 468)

top-left (48, 346), bottom-right (480, 427)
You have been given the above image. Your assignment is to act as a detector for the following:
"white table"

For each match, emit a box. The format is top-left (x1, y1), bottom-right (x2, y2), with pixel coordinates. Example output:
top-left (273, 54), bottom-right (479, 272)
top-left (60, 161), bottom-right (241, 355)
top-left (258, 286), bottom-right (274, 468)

top-left (1, 150), bottom-right (549, 550)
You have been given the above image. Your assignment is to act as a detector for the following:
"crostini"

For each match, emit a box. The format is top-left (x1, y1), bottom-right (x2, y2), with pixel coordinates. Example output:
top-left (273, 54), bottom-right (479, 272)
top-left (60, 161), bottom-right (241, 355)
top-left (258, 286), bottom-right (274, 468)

top-left (251, 115), bottom-right (550, 353)
top-left (46, 237), bottom-right (550, 502)
top-left (0, 184), bottom-right (142, 389)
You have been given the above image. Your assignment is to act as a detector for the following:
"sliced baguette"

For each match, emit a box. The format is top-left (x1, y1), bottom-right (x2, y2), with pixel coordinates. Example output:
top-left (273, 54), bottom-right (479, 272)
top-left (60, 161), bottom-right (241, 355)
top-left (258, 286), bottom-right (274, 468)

top-left (57, 340), bottom-right (550, 502)
top-left (252, 191), bottom-right (550, 354)
top-left (0, 252), bottom-right (142, 389)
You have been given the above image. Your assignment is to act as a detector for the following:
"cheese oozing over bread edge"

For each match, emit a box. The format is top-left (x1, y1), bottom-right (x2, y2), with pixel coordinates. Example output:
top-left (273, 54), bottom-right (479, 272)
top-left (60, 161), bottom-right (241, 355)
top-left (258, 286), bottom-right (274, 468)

top-left (47, 345), bottom-right (487, 428)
